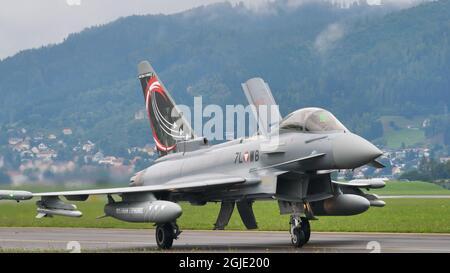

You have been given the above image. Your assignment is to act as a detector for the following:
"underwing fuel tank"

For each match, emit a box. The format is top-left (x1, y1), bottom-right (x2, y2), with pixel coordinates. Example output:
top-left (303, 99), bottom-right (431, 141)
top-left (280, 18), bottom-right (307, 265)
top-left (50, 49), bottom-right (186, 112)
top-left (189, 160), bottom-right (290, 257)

top-left (104, 200), bottom-right (182, 223)
top-left (311, 194), bottom-right (370, 216)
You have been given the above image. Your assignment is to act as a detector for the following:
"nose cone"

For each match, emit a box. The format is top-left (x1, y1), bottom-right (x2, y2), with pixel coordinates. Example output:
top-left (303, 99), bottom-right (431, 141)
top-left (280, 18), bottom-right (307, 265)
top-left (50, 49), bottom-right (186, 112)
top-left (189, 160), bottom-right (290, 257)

top-left (332, 133), bottom-right (382, 169)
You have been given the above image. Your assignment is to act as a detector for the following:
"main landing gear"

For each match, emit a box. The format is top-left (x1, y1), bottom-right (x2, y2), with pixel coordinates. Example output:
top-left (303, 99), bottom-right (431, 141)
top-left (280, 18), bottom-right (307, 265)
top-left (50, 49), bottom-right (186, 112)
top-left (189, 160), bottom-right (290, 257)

top-left (289, 215), bottom-right (311, 248)
top-left (155, 222), bottom-right (181, 249)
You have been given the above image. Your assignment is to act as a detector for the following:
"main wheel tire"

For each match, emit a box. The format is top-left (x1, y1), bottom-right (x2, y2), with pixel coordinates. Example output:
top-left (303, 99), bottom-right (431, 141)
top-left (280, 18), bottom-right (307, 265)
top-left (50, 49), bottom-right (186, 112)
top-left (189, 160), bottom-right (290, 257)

top-left (156, 223), bottom-right (174, 249)
top-left (301, 218), bottom-right (311, 243)
top-left (291, 227), bottom-right (306, 248)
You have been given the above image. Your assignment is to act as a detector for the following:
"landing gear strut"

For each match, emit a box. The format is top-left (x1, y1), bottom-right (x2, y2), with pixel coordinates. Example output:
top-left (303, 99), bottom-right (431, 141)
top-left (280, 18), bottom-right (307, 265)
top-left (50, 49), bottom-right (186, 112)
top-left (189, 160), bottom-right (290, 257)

top-left (155, 222), bottom-right (181, 249)
top-left (289, 215), bottom-right (310, 248)
top-left (301, 217), bottom-right (311, 243)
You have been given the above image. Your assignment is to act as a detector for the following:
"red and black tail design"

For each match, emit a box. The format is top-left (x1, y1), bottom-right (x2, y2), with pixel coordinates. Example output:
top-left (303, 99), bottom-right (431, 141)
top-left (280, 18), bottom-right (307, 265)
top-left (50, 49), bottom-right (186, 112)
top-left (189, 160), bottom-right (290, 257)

top-left (137, 61), bottom-right (194, 156)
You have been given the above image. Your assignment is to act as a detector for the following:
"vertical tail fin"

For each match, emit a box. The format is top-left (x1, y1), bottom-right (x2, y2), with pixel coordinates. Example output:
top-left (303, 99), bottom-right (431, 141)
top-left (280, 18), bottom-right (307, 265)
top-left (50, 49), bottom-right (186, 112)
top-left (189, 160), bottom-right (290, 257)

top-left (137, 61), bottom-right (194, 156)
top-left (241, 78), bottom-right (282, 136)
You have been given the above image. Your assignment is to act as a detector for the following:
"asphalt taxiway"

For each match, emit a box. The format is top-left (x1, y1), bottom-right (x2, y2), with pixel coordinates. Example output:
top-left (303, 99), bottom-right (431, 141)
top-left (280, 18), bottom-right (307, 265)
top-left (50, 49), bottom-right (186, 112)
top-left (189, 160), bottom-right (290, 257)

top-left (0, 227), bottom-right (449, 253)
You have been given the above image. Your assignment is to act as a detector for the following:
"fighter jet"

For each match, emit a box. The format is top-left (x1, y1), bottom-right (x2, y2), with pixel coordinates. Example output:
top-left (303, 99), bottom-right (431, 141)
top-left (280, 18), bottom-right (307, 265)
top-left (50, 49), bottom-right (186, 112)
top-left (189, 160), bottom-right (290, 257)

top-left (0, 61), bottom-right (386, 249)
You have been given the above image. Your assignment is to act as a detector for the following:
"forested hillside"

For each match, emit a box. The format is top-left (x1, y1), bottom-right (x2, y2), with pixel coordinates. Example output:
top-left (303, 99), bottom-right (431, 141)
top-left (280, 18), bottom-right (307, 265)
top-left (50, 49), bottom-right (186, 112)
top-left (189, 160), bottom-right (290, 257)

top-left (0, 0), bottom-right (449, 154)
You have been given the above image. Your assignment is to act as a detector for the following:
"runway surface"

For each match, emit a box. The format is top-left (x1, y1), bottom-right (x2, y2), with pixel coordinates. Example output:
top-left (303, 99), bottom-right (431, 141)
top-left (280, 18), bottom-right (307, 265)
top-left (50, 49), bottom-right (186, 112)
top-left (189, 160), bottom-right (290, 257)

top-left (0, 227), bottom-right (449, 253)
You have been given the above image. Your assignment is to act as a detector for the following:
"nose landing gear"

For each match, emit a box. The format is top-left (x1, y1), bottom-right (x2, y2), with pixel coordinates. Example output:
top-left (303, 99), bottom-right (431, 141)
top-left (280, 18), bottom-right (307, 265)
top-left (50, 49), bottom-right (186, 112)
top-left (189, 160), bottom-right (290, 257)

top-left (290, 215), bottom-right (310, 248)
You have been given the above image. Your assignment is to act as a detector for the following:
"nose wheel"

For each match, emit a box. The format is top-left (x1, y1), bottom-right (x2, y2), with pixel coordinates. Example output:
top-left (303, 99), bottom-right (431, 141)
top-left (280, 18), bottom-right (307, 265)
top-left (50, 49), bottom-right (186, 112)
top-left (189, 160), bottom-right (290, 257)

top-left (289, 215), bottom-right (310, 248)
top-left (155, 222), bottom-right (181, 249)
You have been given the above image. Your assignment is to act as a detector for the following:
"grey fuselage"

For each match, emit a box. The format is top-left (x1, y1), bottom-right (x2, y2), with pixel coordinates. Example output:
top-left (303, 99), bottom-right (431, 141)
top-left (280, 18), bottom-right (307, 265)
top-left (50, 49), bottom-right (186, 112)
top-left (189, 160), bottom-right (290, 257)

top-left (137, 130), bottom-right (381, 202)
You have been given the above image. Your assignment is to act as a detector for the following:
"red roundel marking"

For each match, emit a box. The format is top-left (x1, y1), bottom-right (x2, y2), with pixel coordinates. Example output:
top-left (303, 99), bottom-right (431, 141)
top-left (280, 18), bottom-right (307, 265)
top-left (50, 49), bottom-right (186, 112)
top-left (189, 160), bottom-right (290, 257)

top-left (244, 151), bottom-right (249, 162)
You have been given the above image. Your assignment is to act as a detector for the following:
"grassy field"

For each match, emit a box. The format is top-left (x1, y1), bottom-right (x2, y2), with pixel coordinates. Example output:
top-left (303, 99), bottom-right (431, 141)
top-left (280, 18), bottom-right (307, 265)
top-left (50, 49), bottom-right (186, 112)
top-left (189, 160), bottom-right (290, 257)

top-left (384, 128), bottom-right (425, 149)
top-left (379, 115), bottom-right (426, 148)
top-left (365, 181), bottom-right (450, 196)
top-left (1, 197), bottom-right (449, 233)
top-left (1, 181), bottom-right (449, 233)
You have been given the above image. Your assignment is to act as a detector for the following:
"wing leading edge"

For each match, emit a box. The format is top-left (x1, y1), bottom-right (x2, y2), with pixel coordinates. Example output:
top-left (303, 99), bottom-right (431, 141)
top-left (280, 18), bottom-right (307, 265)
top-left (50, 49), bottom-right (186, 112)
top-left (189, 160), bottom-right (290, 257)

top-left (1, 174), bottom-right (247, 201)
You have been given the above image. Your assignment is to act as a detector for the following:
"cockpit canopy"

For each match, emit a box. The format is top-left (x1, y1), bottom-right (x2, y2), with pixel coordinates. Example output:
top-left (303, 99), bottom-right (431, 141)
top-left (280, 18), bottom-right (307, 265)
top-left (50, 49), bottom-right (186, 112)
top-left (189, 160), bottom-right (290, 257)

top-left (280, 108), bottom-right (348, 133)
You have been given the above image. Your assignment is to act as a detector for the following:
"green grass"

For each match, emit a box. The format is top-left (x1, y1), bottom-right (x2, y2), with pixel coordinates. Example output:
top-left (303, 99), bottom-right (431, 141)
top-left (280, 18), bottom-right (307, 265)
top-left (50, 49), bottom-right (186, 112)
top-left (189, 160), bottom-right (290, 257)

top-left (379, 115), bottom-right (426, 148)
top-left (311, 199), bottom-right (450, 233)
top-left (1, 181), bottom-right (449, 233)
top-left (384, 128), bottom-right (425, 148)
top-left (1, 198), bottom-right (450, 233)
top-left (366, 181), bottom-right (450, 196)
top-left (380, 116), bottom-right (424, 129)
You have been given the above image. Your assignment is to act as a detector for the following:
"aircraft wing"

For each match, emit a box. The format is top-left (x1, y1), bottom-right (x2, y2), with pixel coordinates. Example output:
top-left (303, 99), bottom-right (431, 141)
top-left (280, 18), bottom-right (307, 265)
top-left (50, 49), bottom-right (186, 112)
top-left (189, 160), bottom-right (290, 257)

top-left (0, 174), bottom-right (246, 201)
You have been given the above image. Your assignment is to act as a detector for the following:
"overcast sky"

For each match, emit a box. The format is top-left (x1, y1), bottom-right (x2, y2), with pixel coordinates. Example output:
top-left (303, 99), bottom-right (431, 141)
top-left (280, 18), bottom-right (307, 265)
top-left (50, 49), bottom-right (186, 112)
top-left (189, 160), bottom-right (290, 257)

top-left (0, 0), bottom-right (265, 60)
top-left (0, 0), bottom-right (418, 60)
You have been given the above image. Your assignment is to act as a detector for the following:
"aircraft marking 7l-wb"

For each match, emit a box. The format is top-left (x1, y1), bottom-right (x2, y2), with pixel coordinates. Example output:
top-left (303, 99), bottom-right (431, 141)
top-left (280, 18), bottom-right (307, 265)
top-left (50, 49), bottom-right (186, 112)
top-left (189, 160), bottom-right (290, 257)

top-left (0, 61), bottom-right (386, 249)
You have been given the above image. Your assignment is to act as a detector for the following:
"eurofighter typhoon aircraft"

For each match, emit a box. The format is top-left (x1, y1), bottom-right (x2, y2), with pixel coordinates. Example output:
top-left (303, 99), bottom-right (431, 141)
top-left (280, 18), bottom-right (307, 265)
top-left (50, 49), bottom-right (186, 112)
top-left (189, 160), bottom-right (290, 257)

top-left (0, 61), bottom-right (387, 249)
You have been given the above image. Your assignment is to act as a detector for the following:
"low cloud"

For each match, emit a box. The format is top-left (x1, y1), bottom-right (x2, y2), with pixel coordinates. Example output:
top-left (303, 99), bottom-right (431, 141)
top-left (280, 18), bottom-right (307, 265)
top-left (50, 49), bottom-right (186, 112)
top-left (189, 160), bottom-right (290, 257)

top-left (0, 0), bottom-right (246, 60)
top-left (239, 0), bottom-right (317, 14)
top-left (0, 0), bottom-right (432, 60)
top-left (314, 23), bottom-right (345, 54)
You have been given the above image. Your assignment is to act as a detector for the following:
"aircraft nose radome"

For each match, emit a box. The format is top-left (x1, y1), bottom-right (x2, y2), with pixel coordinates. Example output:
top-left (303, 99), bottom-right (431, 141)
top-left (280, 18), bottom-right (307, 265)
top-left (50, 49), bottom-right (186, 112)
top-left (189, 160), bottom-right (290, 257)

top-left (332, 133), bottom-right (382, 169)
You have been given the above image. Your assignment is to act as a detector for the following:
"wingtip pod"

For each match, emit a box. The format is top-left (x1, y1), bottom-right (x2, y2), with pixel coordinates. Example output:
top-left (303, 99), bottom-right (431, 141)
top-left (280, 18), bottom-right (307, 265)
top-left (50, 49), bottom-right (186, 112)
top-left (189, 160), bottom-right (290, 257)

top-left (0, 190), bottom-right (33, 201)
